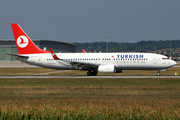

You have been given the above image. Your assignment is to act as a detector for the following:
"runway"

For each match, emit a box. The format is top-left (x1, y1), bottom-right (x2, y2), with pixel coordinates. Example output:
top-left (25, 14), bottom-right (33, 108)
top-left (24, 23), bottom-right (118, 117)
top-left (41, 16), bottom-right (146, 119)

top-left (0, 75), bottom-right (179, 78)
top-left (0, 62), bottom-right (180, 68)
top-left (0, 62), bottom-right (179, 78)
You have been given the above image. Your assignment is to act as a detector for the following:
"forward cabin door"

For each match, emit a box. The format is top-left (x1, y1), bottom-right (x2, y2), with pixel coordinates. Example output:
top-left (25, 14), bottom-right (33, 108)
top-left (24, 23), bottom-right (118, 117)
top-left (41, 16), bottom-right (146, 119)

top-left (38, 56), bottom-right (42, 65)
top-left (153, 56), bottom-right (157, 64)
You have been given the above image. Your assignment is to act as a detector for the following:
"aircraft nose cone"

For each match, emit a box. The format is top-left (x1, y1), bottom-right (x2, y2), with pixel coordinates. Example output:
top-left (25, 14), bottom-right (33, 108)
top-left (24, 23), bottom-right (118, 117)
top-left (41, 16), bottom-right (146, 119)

top-left (170, 60), bottom-right (176, 66)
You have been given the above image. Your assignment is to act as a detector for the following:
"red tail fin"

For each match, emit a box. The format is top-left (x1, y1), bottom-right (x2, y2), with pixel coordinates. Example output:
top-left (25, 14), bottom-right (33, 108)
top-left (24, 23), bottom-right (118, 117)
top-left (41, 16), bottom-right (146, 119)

top-left (82, 49), bottom-right (86, 53)
top-left (11, 23), bottom-right (50, 54)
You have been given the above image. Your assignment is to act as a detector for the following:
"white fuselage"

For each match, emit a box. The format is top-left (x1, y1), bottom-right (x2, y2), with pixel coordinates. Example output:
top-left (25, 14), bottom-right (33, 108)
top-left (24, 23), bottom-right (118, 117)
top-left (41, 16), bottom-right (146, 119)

top-left (10, 23), bottom-right (176, 76)
top-left (19, 52), bottom-right (176, 71)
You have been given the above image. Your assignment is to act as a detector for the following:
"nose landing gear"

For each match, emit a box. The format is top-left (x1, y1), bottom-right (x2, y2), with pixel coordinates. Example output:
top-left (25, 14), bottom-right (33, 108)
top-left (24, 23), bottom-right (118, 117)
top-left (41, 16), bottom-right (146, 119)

top-left (157, 71), bottom-right (161, 76)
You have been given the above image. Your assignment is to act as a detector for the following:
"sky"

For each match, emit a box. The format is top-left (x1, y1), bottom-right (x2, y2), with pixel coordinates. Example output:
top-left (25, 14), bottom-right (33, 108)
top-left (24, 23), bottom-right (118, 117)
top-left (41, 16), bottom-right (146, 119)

top-left (1, 0), bottom-right (180, 43)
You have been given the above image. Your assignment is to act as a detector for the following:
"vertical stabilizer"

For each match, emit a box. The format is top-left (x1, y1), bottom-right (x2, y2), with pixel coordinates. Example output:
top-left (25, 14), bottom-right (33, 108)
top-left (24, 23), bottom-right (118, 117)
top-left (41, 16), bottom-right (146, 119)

top-left (11, 23), bottom-right (50, 54)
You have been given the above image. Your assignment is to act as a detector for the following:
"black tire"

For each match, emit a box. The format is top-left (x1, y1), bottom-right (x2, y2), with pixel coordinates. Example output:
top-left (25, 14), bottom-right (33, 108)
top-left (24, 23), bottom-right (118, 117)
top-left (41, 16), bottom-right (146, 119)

top-left (157, 72), bottom-right (161, 76)
top-left (92, 71), bottom-right (97, 76)
top-left (87, 71), bottom-right (92, 76)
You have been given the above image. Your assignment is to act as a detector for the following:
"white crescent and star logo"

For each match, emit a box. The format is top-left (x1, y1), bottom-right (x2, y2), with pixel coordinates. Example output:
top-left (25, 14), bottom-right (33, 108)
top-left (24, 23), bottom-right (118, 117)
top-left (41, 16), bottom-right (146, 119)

top-left (17, 35), bottom-right (29, 48)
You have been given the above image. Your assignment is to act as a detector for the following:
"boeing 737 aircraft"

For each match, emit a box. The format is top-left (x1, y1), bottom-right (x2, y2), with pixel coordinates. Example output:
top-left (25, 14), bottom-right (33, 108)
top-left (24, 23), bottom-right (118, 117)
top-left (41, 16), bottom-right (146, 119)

top-left (7, 23), bottom-right (176, 76)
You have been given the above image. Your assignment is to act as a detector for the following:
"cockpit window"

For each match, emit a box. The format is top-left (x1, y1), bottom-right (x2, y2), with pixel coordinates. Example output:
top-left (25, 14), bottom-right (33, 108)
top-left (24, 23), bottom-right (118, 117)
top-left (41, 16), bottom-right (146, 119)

top-left (162, 58), bottom-right (170, 60)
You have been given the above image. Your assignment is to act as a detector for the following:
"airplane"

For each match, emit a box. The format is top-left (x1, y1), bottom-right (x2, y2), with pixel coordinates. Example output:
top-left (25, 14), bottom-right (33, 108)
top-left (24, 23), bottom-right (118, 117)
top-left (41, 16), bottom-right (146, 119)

top-left (7, 23), bottom-right (176, 76)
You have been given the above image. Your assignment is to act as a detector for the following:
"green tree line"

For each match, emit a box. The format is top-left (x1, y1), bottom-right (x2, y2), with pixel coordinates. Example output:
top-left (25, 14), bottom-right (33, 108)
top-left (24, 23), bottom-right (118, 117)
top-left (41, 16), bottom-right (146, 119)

top-left (73, 40), bottom-right (180, 56)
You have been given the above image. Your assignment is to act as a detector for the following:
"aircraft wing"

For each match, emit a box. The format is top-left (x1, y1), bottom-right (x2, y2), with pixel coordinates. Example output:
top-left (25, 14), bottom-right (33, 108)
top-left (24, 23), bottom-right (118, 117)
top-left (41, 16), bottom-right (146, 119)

top-left (49, 48), bottom-right (99, 68)
top-left (5, 53), bottom-right (29, 58)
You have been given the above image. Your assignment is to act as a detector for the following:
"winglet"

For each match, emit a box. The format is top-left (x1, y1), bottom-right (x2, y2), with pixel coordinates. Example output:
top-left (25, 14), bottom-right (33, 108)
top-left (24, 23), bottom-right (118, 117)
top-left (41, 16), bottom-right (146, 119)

top-left (49, 48), bottom-right (61, 60)
top-left (82, 49), bottom-right (86, 53)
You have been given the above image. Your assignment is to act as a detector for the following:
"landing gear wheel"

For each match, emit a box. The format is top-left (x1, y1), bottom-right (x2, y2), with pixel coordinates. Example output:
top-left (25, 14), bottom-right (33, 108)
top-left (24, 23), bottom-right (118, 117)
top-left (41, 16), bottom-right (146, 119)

top-left (92, 71), bottom-right (97, 76)
top-left (157, 72), bottom-right (161, 76)
top-left (87, 71), bottom-right (92, 76)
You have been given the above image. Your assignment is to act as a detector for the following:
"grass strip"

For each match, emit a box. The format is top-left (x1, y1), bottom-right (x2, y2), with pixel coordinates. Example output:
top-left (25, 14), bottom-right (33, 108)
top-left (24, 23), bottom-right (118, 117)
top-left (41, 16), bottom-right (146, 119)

top-left (0, 99), bottom-right (180, 119)
top-left (0, 78), bottom-right (179, 89)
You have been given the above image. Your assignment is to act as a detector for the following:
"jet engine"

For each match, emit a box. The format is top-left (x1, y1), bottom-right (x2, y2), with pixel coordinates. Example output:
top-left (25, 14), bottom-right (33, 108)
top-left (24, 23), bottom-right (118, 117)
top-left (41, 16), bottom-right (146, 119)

top-left (98, 65), bottom-right (116, 73)
top-left (98, 65), bottom-right (123, 73)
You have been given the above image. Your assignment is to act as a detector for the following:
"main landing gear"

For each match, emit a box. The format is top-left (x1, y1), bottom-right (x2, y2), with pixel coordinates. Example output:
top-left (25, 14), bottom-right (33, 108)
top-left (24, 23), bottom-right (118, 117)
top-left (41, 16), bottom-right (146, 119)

top-left (157, 71), bottom-right (161, 76)
top-left (87, 71), bottom-right (97, 76)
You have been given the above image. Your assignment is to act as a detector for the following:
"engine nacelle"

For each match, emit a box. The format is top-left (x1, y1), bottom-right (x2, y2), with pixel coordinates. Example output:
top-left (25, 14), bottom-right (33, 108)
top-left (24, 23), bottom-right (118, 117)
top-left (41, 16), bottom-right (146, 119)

top-left (98, 65), bottom-right (116, 73)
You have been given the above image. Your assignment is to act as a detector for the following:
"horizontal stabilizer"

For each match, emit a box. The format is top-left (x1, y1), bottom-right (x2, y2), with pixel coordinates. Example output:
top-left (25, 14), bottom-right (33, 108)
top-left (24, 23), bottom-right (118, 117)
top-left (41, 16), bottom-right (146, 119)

top-left (5, 53), bottom-right (29, 58)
